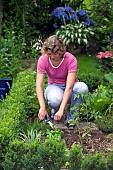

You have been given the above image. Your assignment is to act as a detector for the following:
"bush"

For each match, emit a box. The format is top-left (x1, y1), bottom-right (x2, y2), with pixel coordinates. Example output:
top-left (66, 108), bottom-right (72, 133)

top-left (78, 73), bottom-right (102, 92)
top-left (0, 70), bottom-right (39, 167)
top-left (107, 152), bottom-right (113, 170)
top-left (2, 139), bottom-right (25, 170)
top-left (39, 138), bottom-right (67, 170)
top-left (82, 152), bottom-right (108, 170)
top-left (95, 113), bottom-right (113, 133)
top-left (3, 138), bottom-right (41, 170)
top-left (67, 144), bottom-right (82, 170)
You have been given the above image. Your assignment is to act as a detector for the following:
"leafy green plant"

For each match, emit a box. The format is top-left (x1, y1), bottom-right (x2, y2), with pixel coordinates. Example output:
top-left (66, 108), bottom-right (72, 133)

top-left (22, 146), bottom-right (41, 170)
top-left (56, 22), bottom-right (94, 48)
top-left (78, 72), bottom-right (103, 92)
top-left (52, 7), bottom-right (95, 49)
top-left (90, 0), bottom-right (113, 51)
top-left (61, 0), bottom-right (84, 9)
top-left (19, 129), bottom-right (42, 144)
top-left (2, 139), bottom-right (25, 170)
top-left (107, 152), bottom-right (113, 170)
top-left (3, 138), bottom-right (41, 170)
top-left (84, 85), bottom-right (112, 115)
top-left (39, 138), bottom-right (67, 170)
top-left (0, 34), bottom-right (24, 76)
top-left (96, 113), bottom-right (113, 133)
top-left (104, 72), bottom-right (113, 86)
top-left (79, 82), bottom-right (113, 122)
top-left (67, 144), bottom-right (82, 170)
top-left (0, 70), bottom-right (40, 166)
top-left (46, 129), bottom-right (63, 141)
top-left (82, 152), bottom-right (108, 170)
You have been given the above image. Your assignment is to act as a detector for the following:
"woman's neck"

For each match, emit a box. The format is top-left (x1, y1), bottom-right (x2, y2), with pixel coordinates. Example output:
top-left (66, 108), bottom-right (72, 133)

top-left (49, 57), bottom-right (64, 67)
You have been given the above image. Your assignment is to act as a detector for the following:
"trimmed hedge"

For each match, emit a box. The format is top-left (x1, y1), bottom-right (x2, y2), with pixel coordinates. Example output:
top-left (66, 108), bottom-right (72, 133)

top-left (0, 70), bottom-right (39, 166)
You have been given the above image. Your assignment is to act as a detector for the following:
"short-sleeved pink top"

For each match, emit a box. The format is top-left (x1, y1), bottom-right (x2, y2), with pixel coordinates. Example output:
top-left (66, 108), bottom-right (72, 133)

top-left (37, 52), bottom-right (78, 84)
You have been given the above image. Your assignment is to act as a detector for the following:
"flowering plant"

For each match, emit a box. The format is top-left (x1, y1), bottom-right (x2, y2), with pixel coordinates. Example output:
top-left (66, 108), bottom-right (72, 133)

top-left (31, 39), bottom-right (43, 57)
top-left (32, 39), bottom-right (43, 51)
top-left (51, 7), bottom-right (94, 29)
top-left (51, 7), bottom-right (95, 48)
top-left (96, 51), bottom-right (113, 72)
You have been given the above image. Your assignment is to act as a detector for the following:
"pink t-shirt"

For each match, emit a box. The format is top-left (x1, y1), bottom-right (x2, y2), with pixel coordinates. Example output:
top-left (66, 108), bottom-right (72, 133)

top-left (37, 52), bottom-right (78, 84)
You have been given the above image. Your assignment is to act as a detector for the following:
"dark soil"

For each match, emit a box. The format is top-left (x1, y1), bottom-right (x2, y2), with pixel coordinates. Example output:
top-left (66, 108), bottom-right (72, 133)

top-left (60, 121), bottom-right (113, 156)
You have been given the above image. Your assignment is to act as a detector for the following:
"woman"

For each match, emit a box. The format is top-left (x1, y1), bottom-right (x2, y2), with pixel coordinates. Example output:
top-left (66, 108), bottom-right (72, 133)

top-left (36, 35), bottom-right (88, 127)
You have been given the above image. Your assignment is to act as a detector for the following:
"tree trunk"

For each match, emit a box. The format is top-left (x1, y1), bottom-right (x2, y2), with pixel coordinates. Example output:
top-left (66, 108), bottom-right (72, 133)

top-left (0, 0), bottom-right (3, 36)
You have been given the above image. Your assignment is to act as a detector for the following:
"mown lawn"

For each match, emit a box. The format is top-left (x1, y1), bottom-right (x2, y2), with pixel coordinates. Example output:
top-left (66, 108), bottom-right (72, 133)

top-left (76, 54), bottom-right (103, 76)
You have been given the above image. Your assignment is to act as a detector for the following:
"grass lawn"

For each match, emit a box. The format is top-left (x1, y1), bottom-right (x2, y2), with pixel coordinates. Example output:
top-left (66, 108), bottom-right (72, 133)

top-left (76, 53), bottom-right (103, 76)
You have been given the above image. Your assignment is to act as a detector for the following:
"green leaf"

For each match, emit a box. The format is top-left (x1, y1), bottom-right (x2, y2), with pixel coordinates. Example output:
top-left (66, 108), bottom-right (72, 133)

top-left (63, 37), bottom-right (68, 45)
top-left (104, 72), bottom-right (113, 85)
top-left (71, 34), bottom-right (74, 42)
top-left (77, 38), bottom-right (81, 44)
top-left (56, 30), bottom-right (60, 35)
top-left (78, 33), bottom-right (82, 37)
top-left (83, 39), bottom-right (88, 45)
top-left (78, 29), bottom-right (82, 33)
top-left (75, 33), bottom-right (78, 38)
top-left (66, 39), bottom-right (70, 46)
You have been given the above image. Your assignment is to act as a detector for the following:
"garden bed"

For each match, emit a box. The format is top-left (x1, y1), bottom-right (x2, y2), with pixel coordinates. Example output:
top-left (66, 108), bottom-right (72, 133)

top-left (53, 120), bottom-right (113, 156)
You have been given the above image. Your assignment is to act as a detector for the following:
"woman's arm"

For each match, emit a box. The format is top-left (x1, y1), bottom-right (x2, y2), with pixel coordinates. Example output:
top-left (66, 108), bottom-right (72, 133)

top-left (36, 73), bottom-right (47, 120)
top-left (54, 72), bottom-right (77, 121)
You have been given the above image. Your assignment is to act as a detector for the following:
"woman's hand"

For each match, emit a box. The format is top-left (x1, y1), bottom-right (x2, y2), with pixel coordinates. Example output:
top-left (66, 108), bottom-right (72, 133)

top-left (54, 110), bottom-right (64, 121)
top-left (38, 108), bottom-right (47, 121)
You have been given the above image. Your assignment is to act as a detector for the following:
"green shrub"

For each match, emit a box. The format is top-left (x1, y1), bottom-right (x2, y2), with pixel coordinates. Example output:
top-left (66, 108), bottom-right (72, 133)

top-left (0, 70), bottom-right (39, 166)
top-left (82, 152), bottom-right (108, 170)
top-left (78, 73), bottom-right (103, 92)
top-left (22, 138), bottom-right (41, 170)
top-left (2, 139), bottom-right (25, 170)
top-left (39, 138), bottom-right (67, 170)
top-left (3, 138), bottom-right (41, 170)
top-left (80, 84), bottom-right (113, 120)
top-left (95, 114), bottom-right (113, 133)
top-left (107, 152), bottom-right (113, 170)
top-left (67, 144), bottom-right (82, 170)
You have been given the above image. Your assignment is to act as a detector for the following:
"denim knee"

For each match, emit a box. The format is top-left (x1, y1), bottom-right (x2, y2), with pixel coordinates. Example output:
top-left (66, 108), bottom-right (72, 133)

top-left (73, 82), bottom-right (88, 94)
top-left (44, 84), bottom-right (64, 109)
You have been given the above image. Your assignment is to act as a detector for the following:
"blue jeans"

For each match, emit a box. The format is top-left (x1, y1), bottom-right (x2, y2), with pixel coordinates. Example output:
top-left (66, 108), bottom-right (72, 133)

top-left (44, 82), bottom-right (88, 121)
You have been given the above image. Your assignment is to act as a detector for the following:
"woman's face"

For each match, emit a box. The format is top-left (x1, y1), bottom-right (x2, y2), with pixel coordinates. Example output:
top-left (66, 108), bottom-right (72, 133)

top-left (47, 49), bottom-right (63, 61)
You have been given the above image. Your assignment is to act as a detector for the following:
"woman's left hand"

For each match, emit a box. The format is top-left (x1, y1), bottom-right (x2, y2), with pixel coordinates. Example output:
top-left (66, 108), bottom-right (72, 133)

top-left (54, 110), bottom-right (63, 121)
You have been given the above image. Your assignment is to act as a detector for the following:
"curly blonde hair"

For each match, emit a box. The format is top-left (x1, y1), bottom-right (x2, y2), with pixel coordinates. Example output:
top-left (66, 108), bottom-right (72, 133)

top-left (41, 35), bottom-right (66, 54)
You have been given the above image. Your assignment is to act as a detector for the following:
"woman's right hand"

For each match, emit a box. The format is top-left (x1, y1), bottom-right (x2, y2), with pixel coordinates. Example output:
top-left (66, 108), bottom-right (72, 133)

top-left (38, 108), bottom-right (47, 121)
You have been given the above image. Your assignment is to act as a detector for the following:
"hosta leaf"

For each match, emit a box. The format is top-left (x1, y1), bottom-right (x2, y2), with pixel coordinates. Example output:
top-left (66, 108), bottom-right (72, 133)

top-left (84, 29), bottom-right (89, 32)
top-left (78, 33), bottom-right (82, 37)
top-left (104, 72), bottom-right (113, 85)
top-left (83, 39), bottom-right (88, 45)
top-left (56, 30), bottom-right (60, 35)
top-left (66, 31), bottom-right (69, 36)
top-left (78, 29), bottom-right (82, 32)
top-left (66, 39), bottom-right (70, 46)
top-left (90, 31), bottom-right (95, 35)
top-left (71, 34), bottom-right (74, 42)
top-left (83, 34), bottom-right (87, 38)
top-left (77, 38), bottom-right (81, 44)
top-left (75, 33), bottom-right (78, 37)
top-left (63, 37), bottom-right (68, 45)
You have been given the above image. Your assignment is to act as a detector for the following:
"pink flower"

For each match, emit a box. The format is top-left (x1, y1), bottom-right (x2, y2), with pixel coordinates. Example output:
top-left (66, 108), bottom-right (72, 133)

top-left (104, 51), bottom-right (112, 58)
top-left (96, 51), bottom-right (113, 59)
